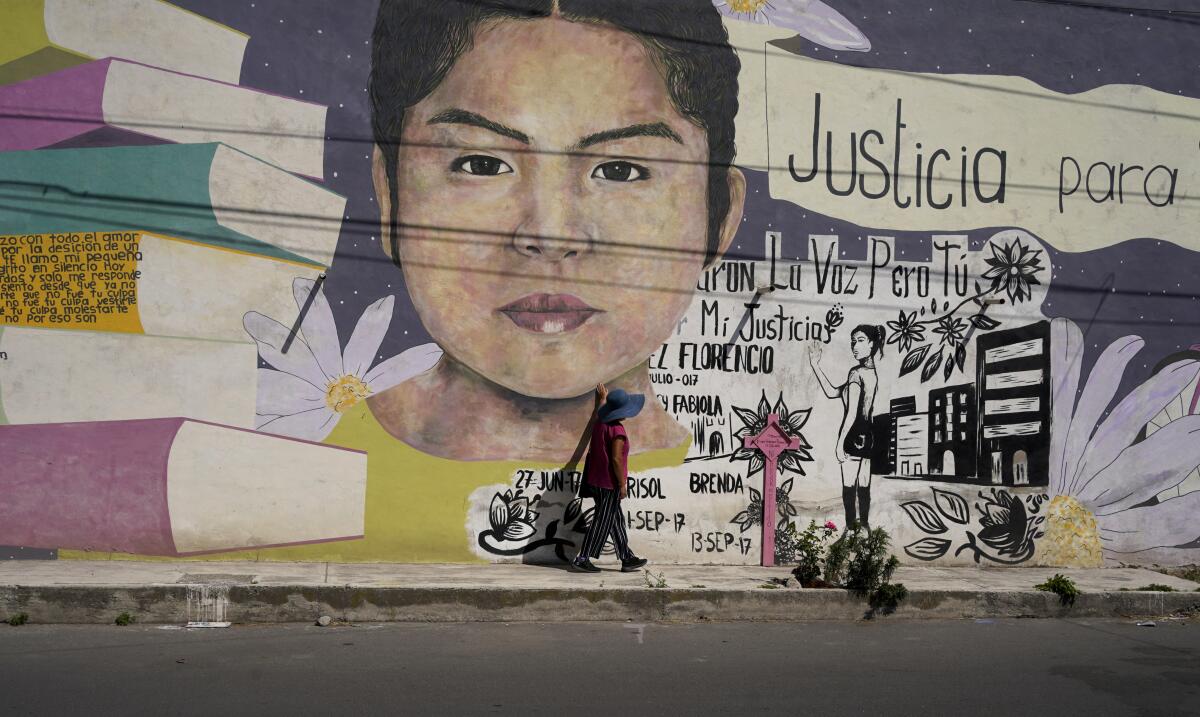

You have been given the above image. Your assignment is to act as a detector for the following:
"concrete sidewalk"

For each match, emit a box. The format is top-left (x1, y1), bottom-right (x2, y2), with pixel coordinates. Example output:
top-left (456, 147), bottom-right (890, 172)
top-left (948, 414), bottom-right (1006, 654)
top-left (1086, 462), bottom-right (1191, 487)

top-left (1, 561), bottom-right (1197, 624)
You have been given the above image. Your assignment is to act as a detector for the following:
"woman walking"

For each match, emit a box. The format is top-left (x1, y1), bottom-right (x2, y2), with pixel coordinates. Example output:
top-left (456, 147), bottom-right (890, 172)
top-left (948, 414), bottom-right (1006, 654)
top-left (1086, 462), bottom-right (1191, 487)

top-left (809, 326), bottom-right (885, 531)
top-left (572, 384), bottom-right (649, 573)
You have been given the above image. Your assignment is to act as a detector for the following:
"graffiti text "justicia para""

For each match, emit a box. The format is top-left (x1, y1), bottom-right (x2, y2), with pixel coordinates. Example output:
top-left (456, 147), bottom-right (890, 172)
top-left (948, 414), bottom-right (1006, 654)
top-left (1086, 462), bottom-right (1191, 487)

top-left (789, 94), bottom-right (1007, 210)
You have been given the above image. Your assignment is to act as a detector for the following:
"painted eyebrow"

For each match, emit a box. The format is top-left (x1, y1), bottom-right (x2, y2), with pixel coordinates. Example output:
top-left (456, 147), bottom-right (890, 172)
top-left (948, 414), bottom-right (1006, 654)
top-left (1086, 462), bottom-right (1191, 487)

top-left (428, 108), bottom-right (531, 144)
top-left (572, 122), bottom-right (683, 151)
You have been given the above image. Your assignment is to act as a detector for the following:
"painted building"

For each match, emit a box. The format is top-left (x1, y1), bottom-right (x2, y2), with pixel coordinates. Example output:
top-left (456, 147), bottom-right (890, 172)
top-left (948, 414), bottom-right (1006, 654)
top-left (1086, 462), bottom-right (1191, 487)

top-left (977, 322), bottom-right (1052, 487)
top-left (929, 383), bottom-right (977, 478)
top-left (1, 0), bottom-right (1198, 571)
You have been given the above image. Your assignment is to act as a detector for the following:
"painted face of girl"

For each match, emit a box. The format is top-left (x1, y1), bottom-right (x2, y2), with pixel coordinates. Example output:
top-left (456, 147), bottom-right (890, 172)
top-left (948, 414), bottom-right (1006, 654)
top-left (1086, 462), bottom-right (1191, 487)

top-left (376, 18), bottom-right (742, 399)
top-left (851, 330), bottom-right (874, 362)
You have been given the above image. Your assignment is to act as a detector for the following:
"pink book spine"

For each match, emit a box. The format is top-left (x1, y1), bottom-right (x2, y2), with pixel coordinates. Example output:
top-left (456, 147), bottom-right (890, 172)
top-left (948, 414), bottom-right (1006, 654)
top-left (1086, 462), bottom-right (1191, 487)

top-left (0, 59), bottom-right (113, 151)
top-left (0, 417), bottom-right (183, 555)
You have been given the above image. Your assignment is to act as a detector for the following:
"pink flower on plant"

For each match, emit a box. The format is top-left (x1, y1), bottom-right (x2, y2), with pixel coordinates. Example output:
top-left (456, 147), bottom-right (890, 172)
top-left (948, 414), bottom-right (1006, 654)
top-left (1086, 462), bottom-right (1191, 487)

top-left (824, 520), bottom-right (838, 531)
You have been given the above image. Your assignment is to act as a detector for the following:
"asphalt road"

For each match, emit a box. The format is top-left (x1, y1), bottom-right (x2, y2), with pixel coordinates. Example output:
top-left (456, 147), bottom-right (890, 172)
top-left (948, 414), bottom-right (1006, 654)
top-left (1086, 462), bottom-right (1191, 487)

top-left (0, 619), bottom-right (1197, 716)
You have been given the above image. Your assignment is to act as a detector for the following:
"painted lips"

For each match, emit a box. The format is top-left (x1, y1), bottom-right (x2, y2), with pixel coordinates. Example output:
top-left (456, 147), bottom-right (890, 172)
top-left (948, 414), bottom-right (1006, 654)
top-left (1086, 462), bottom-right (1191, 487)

top-left (498, 293), bottom-right (603, 334)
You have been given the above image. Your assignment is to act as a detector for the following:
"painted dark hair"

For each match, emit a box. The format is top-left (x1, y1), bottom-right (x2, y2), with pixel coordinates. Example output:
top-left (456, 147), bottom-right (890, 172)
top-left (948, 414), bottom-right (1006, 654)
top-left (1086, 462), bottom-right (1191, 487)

top-left (370, 0), bottom-right (740, 266)
top-left (851, 324), bottom-right (886, 358)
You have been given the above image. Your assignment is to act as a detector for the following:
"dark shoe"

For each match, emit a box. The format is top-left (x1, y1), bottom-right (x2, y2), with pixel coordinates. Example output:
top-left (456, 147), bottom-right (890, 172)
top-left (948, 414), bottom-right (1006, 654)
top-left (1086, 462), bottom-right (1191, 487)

top-left (620, 557), bottom-right (648, 572)
top-left (572, 559), bottom-right (601, 573)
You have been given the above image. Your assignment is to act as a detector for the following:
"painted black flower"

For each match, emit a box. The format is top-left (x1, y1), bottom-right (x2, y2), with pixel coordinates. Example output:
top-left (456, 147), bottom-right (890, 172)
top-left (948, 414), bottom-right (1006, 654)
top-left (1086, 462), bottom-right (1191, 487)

top-left (488, 489), bottom-right (539, 541)
top-left (730, 392), bottom-right (813, 478)
top-left (885, 310), bottom-right (926, 353)
top-left (730, 479), bottom-right (797, 533)
top-left (976, 489), bottom-right (1042, 562)
top-left (932, 316), bottom-right (967, 347)
top-left (981, 238), bottom-right (1044, 303)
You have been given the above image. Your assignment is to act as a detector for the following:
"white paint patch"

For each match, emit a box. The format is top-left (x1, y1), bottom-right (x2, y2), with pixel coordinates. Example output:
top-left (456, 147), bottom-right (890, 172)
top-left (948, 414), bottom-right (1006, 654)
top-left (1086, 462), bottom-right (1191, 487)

top-left (186, 584), bottom-right (231, 628)
top-left (986, 370), bottom-right (1044, 390)
top-left (985, 339), bottom-right (1044, 363)
top-left (982, 421), bottom-right (1041, 438)
top-left (984, 397), bottom-right (1041, 415)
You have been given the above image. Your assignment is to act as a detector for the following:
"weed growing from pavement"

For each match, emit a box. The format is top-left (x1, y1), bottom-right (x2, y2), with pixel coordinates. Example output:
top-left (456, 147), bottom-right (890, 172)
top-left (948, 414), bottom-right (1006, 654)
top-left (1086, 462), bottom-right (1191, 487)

top-left (1035, 574), bottom-right (1080, 606)
top-left (6, 613), bottom-right (28, 626)
top-left (115, 612), bottom-right (136, 625)
top-left (643, 570), bottom-right (668, 589)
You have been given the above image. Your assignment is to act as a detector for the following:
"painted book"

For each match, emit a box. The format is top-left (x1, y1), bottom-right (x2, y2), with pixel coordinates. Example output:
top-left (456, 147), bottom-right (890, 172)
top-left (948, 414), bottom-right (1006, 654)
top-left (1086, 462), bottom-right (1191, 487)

top-left (0, 143), bottom-right (345, 267)
top-left (0, 326), bottom-right (256, 427)
top-left (0, 58), bottom-right (327, 178)
top-left (0, 0), bottom-right (247, 85)
top-left (0, 417), bottom-right (367, 556)
top-left (0, 230), bottom-right (322, 343)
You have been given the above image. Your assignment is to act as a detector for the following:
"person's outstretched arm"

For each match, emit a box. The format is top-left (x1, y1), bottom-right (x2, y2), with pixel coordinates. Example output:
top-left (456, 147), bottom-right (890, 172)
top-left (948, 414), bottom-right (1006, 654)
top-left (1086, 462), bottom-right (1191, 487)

top-left (808, 344), bottom-right (840, 399)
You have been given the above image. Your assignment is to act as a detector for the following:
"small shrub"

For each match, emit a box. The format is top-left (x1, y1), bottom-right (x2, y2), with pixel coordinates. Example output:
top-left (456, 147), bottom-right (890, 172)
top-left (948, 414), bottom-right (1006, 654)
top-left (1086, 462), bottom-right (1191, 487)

top-left (1134, 584), bottom-right (1176, 592)
top-left (115, 612), bottom-right (135, 626)
top-left (823, 525), bottom-right (907, 614)
top-left (6, 613), bottom-right (28, 626)
top-left (1035, 574), bottom-right (1080, 606)
top-left (825, 525), bottom-right (900, 594)
top-left (870, 583), bottom-right (909, 612)
top-left (789, 520), bottom-right (838, 587)
top-left (774, 522), bottom-right (801, 564)
top-left (1177, 566), bottom-right (1200, 583)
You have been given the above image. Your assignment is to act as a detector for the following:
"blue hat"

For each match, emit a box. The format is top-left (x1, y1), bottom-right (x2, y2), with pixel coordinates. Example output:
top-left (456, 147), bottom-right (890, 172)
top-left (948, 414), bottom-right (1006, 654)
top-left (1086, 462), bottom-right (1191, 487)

top-left (599, 389), bottom-right (645, 423)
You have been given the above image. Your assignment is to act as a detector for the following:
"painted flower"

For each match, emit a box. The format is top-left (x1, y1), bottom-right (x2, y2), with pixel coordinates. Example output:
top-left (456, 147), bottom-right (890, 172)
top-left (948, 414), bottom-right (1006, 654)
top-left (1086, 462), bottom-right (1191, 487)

top-left (932, 316), bottom-right (967, 347)
top-left (885, 310), bottom-right (926, 353)
top-left (976, 489), bottom-right (1042, 562)
top-left (244, 277), bottom-right (442, 441)
top-left (713, 0), bottom-right (871, 52)
top-left (981, 238), bottom-right (1044, 303)
top-left (1041, 318), bottom-right (1200, 567)
top-left (731, 392), bottom-right (814, 477)
top-left (730, 478), bottom-right (798, 533)
top-left (825, 304), bottom-right (844, 331)
top-left (489, 490), bottom-right (539, 542)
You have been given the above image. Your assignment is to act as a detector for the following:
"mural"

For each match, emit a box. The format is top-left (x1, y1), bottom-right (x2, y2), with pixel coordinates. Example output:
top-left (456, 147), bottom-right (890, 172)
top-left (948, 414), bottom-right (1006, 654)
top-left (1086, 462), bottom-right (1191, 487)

top-left (1, 0), bottom-right (1198, 569)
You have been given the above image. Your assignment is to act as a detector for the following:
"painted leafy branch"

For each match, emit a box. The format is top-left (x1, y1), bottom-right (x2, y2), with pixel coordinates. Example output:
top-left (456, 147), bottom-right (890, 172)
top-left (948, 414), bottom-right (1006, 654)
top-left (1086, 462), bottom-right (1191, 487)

top-left (476, 489), bottom-right (578, 559)
top-left (729, 392), bottom-right (814, 479)
top-left (891, 236), bottom-right (1043, 383)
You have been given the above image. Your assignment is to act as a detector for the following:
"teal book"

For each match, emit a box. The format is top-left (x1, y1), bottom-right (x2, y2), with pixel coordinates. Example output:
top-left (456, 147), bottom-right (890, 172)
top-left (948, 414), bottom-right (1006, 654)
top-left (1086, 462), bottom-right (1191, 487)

top-left (0, 143), bottom-right (344, 266)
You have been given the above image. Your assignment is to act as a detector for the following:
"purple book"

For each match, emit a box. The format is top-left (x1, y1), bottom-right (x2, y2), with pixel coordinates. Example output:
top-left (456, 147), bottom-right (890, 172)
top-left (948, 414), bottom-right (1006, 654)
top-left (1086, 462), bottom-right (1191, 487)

top-left (0, 58), bottom-right (327, 178)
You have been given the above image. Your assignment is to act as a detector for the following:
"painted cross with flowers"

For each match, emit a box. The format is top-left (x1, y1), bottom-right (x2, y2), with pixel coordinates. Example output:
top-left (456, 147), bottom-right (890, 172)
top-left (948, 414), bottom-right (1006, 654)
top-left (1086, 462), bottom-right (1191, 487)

top-left (743, 413), bottom-right (801, 567)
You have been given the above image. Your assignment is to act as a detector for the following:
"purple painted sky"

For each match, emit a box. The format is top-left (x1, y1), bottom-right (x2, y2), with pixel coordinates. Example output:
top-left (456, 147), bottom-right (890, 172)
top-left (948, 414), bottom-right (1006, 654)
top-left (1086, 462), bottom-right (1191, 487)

top-left (176, 0), bottom-right (1200, 399)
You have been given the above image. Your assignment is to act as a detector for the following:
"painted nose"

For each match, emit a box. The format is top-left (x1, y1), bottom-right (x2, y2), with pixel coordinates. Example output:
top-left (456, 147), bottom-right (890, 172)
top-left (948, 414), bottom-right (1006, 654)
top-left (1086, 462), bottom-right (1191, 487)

top-left (513, 173), bottom-right (591, 262)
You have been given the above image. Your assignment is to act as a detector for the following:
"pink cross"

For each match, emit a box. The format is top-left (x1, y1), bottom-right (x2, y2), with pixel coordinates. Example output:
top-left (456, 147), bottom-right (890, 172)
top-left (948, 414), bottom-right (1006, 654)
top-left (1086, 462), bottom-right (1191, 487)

top-left (743, 413), bottom-right (801, 567)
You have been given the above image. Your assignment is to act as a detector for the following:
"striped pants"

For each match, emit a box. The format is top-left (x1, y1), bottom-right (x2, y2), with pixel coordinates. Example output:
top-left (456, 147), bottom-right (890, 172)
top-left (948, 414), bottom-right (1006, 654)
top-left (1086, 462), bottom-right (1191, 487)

top-left (577, 487), bottom-right (634, 561)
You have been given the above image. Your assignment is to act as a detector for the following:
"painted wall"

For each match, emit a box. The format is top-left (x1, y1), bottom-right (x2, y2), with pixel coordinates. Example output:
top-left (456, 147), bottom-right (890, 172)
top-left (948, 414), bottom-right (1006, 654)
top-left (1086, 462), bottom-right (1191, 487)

top-left (1, 0), bottom-right (1197, 568)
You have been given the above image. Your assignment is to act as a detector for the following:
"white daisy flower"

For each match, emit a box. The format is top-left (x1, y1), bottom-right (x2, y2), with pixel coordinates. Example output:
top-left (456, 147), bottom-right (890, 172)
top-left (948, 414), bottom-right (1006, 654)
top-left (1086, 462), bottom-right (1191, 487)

top-left (1041, 318), bottom-right (1200, 566)
top-left (714, 0), bottom-right (871, 52)
top-left (243, 277), bottom-right (442, 441)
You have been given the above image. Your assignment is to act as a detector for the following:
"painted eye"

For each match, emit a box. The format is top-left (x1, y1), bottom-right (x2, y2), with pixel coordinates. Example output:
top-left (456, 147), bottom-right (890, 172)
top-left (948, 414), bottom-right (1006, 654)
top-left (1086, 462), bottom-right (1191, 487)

top-left (453, 155), bottom-right (513, 176)
top-left (591, 161), bottom-right (649, 182)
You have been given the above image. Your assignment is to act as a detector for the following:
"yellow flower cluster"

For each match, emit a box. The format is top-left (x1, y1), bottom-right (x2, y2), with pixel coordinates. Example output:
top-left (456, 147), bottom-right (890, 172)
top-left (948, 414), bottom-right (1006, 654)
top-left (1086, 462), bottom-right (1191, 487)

top-left (325, 375), bottom-right (371, 413)
top-left (727, 0), bottom-right (769, 13)
top-left (1036, 495), bottom-right (1104, 568)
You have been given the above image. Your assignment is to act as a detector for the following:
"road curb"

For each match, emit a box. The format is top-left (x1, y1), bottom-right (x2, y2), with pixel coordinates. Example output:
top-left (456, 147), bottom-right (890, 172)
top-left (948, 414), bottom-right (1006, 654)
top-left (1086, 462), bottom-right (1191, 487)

top-left (2, 584), bottom-right (1197, 624)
